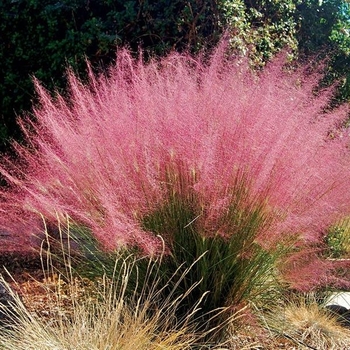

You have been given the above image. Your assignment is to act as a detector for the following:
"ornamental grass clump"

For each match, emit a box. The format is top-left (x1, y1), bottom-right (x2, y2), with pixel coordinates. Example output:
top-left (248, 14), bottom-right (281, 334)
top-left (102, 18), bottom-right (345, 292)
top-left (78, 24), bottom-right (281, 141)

top-left (263, 293), bottom-right (350, 350)
top-left (138, 163), bottom-right (286, 326)
top-left (1, 43), bottom-right (350, 307)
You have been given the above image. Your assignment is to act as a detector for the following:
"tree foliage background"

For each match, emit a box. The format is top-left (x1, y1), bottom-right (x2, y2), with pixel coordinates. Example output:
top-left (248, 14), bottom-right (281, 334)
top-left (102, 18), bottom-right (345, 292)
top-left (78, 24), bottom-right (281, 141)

top-left (1, 0), bottom-right (350, 150)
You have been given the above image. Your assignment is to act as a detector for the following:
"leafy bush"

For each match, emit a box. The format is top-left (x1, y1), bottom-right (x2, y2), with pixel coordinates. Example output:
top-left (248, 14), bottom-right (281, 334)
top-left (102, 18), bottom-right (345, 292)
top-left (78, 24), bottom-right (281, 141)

top-left (2, 0), bottom-right (350, 148)
top-left (324, 218), bottom-right (350, 259)
top-left (0, 0), bottom-right (223, 149)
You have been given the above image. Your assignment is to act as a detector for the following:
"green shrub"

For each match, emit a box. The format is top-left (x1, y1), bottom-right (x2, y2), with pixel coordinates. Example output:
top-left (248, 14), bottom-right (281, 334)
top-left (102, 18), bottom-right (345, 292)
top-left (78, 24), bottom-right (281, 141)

top-left (2, 0), bottom-right (350, 149)
top-left (325, 218), bottom-right (350, 259)
top-left (0, 0), bottom-right (222, 149)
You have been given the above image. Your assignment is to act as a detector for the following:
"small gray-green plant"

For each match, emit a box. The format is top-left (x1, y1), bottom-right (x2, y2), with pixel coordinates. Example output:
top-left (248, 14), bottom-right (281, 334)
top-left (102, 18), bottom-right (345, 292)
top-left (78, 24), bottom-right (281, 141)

top-left (325, 218), bottom-right (350, 259)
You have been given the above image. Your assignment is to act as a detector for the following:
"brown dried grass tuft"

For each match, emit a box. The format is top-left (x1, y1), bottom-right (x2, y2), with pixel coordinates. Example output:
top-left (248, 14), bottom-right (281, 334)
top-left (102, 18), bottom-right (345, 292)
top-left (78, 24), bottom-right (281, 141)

top-left (263, 293), bottom-right (350, 350)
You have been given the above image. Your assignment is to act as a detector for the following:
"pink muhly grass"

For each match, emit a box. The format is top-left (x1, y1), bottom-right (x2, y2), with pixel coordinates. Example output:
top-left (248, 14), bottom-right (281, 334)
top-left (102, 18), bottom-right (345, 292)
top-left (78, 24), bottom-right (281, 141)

top-left (1, 44), bottom-right (350, 289)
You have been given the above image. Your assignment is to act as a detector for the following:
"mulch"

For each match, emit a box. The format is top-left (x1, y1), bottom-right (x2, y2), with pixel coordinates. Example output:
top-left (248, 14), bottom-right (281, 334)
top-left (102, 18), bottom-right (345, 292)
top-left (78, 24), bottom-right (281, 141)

top-left (0, 251), bottom-right (44, 282)
top-left (0, 251), bottom-right (84, 323)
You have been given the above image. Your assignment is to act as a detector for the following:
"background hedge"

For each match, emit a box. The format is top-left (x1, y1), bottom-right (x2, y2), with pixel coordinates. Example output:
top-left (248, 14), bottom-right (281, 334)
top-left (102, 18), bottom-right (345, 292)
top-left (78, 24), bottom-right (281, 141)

top-left (1, 0), bottom-right (349, 150)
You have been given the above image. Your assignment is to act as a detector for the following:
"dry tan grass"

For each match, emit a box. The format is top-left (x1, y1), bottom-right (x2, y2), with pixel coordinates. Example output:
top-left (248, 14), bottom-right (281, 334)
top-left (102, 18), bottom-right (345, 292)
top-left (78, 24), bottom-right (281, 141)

top-left (262, 293), bottom-right (350, 350)
top-left (0, 261), bottom-right (203, 350)
top-left (2, 225), bottom-right (349, 349)
top-left (4, 272), bottom-right (350, 349)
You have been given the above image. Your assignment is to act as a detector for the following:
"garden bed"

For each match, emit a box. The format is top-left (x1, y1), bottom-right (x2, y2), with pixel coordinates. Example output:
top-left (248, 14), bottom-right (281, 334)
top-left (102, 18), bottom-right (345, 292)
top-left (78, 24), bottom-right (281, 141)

top-left (0, 251), bottom-right (348, 349)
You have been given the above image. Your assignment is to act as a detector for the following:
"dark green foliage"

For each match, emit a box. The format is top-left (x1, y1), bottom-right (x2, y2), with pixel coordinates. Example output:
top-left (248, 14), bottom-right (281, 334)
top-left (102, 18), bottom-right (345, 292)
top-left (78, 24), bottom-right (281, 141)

top-left (296, 0), bottom-right (340, 54)
top-left (0, 0), bottom-right (118, 149)
top-left (324, 219), bottom-right (350, 259)
top-left (220, 0), bottom-right (299, 64)
top-left (295, 0), bottom-right (350, 104)
top-left (325, 226), bottom-right (346, 258)
top-left (0, 0), bottom-right (222, 150)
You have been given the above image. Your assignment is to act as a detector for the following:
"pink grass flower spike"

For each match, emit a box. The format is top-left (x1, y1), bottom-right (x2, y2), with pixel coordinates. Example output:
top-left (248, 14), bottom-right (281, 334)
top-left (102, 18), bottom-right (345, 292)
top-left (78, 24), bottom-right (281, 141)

top-left (1, 43), bottom-right (350, 290)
